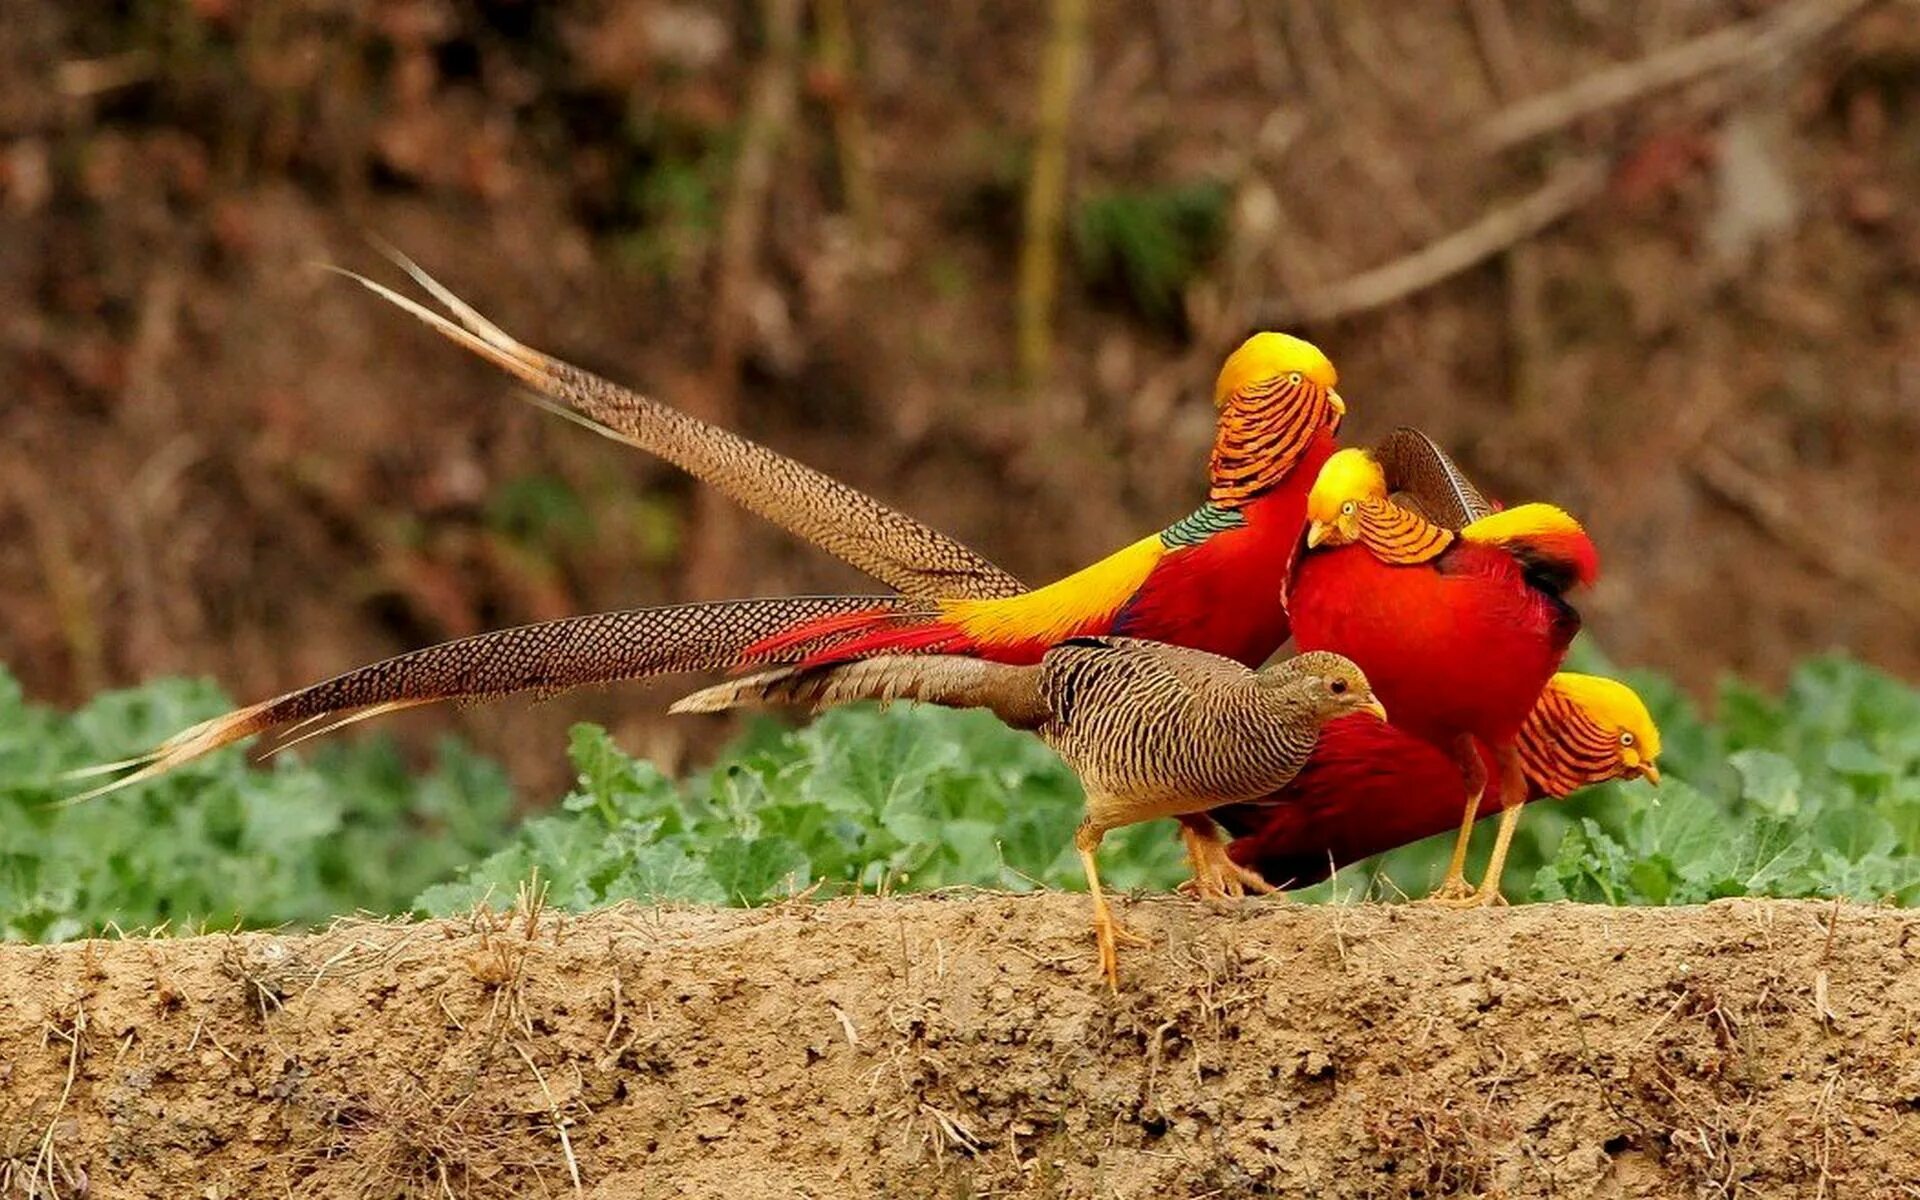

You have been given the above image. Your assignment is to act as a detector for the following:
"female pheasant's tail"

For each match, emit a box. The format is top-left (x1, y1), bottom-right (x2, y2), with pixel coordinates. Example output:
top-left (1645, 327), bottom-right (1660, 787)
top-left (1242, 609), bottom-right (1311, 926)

top-left (332, 245), bottom-right (1026, 603)
top-left (671, 655), bottom-right (1052, 731)
top-left (64, 595), bottom-right (926, 802)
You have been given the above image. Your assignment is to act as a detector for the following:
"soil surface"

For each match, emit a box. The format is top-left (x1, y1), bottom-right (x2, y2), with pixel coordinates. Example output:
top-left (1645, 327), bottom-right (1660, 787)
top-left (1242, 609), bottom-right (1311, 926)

top-left (2, 896), bottom-right (1915, 1198)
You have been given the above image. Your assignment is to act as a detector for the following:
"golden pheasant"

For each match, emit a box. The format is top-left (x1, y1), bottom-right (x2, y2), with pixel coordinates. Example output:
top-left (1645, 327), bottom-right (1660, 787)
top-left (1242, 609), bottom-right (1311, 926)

top-left (1210, 672), bottom-right (1660, 891)
top-left (81, 267), bottom-right (1345, 837)
top-left (1289, 448), bottom-right (1599, 905)
top-left (671, 640), bottom-right (1386, 988)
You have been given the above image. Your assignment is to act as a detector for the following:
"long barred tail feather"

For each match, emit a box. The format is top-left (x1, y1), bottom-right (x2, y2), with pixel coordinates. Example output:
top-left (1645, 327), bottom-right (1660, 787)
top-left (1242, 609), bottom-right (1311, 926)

top-left (739, 607), bottom-right (984, 665)
top-left (66, 595), bottom-right (926, 802)
top-left (335, 248), bottom-right (1027, 602)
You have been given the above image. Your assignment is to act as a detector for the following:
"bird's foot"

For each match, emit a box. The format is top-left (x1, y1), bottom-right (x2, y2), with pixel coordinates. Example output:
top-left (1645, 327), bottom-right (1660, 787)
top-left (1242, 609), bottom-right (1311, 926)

top-left (1419, 872), bottom-right (1479, 907)
top-left (1419, 882), bottom-right (1507, 910)
top-left (1177, 824), bottom-right (1277, 902)
top-left (1177, 857), bottom-right (1278, 902)
top-left (1092, 912), bottom-right (1150, 991)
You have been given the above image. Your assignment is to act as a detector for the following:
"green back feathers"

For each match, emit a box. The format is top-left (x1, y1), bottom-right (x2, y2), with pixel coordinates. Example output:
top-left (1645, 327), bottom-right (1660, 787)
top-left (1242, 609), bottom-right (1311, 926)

top-left (1161, 503), bottom-right (1247, 549)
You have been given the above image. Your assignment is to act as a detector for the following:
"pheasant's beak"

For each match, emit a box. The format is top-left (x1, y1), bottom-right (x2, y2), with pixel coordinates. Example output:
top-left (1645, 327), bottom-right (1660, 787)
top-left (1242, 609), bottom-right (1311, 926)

top-left (1327, 389), bottom-right (1346, 419)
top-left (1306, 520), bottom-right (1334, 549)
top-left (1362, 697), bottom-right (1388, 723)
top-left (1638, 761), bottom-right (1662, 787)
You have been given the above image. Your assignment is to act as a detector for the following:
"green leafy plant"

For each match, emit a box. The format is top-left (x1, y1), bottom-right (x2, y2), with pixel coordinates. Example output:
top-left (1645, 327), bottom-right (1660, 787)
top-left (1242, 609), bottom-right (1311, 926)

top-left (420, 656), bottom-right (1920, 913)
top-left (1072, 179), bottom-right (1230, 326)
top-left (1530, 656), bottom-right (1920, 905)
top-left (0, 667), bottom-right (516, 941)
top-left (5, 651), bottom-right (1915, 944)
top-left (415, 708), bottom-right (1187, 914)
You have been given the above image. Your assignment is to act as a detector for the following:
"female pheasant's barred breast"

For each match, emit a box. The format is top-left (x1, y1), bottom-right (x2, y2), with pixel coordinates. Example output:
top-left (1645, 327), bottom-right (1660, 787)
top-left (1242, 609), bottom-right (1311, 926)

top-left (1516, 686), bottom-right (1620, 797)
top-left (1037, 647), bottom-right (1324, 803)
top-left (1356, 500), bottom-right (1455, 565)
top-left (1209, 376), bottom-right (1338, 507)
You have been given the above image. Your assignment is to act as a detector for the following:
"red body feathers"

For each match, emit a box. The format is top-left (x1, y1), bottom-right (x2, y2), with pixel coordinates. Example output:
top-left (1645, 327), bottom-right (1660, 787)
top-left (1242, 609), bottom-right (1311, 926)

top-left (1288, 538), bottom-right (1584, 747)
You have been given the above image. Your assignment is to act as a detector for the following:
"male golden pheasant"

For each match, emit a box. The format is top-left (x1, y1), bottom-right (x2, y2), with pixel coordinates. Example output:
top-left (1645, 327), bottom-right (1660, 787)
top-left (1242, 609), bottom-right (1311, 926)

top-left (1289, 448), bottom-right (1600, 904)
top-left (1210, 672), bottom-right (1660, 891)
top-left (672, 640), bottom-right (1386, 988)
top-left (81, 271), bottom-right (1345, 820)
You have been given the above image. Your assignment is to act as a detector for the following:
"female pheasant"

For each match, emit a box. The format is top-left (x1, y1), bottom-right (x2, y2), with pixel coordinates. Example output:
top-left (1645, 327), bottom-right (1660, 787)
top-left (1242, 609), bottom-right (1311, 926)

top-left (1288, 448), bottom-right (1599, 904)
top-left (671, 640), bottom-right (1386, 988)
top-left (1210, 673), bottom-right (1660, 891)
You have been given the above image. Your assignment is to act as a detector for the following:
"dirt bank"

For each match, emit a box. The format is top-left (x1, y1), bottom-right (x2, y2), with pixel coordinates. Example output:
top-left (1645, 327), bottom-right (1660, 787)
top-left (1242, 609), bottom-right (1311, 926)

top-left (2, 896), bottom-right (1916, 1198)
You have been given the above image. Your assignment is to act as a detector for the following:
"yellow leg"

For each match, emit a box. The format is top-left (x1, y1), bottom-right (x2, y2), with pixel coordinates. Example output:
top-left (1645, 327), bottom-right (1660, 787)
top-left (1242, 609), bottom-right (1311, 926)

top-left (1467, 747), bottom-right (1528, 905)
top-left (1176, 817), bottom-right (1278, 901)
top-left (1425, 734), bottom-right (1488, 903)
top-left (1076, 821), bottom-right (1147, 991)
top-left (1469, 802), bottom-right (1522, 906)
top-left (1428, 745), bottom-right (1525, 910)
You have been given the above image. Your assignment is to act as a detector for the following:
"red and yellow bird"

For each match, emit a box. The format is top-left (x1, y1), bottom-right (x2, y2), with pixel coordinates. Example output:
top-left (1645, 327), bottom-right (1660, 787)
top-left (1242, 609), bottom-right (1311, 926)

top-left (73, 329), bottom-right (1346, 822)
top-left (1209, 673), bottom-right (1660, 891)
top-left (1288, 447), bottom-right (1600, 904)
top-left (748, 333), bottom-right (1343, 669)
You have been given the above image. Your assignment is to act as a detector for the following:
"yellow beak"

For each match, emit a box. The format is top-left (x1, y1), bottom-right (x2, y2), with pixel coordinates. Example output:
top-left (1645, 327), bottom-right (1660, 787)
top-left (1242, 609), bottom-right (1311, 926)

top-left (1327, 389), bottom-right (1346, 418)
top-left (1305, 520), bottom-right (1333, 549)
top-left (1362, 698), bottom-right (1388, 723)
top-left (1639, 761), bottom-right (1662, 787)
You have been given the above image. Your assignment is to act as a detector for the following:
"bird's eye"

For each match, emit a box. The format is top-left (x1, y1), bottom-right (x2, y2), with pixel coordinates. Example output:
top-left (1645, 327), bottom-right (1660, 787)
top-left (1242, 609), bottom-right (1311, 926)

top-left (1340, 501), bottom-right (1356, 515)
top-left (1288, 372), bottom-right (1303, 386)
top-left (1330, 679), bottom-right (1348, 695)
top-left (1620, 732), bottom-right (1636, 747)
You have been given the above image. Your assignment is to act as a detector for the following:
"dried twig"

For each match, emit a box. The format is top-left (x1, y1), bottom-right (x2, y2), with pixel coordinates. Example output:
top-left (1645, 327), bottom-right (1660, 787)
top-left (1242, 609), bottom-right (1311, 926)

top-left (514, 1042), bottom-right (584, 1198)
top-left (1692, 445), bottom-right (1920, 625)
top-left (1016, 0), bottom-right (1090, 387)
top-left (1477, 0), bottom-right (1873, 153)
top-left (1259, 157), bottom-right (1607, 325)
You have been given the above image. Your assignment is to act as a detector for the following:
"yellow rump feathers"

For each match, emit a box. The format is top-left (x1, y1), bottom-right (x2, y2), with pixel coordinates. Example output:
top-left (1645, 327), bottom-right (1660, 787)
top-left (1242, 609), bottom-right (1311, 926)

top-left (1214, 332), bottom-right (1340, 412)
top-left (941, 533), bottom-right (1165, 646)
top-left (1460, 503), bottom-right (1588, 547)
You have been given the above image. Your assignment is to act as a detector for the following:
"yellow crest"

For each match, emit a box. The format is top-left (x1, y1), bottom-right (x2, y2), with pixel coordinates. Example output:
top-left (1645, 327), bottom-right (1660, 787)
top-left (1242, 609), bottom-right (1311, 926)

top-left (1213, 332), bottom-right (1338, 409)
top-left (1544, 673), bottom-right (1662, 763)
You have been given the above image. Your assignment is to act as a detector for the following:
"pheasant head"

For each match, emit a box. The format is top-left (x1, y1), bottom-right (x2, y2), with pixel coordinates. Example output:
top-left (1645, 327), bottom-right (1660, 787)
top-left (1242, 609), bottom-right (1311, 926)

top-left (1207, 332), bottom-right (1345, 507)
top-left (1262, 649), bottom-right (1388, 724)
top-left (1520, 672), bottom-right (1663, 794)
top-left (1303, 448), bottom-right (1389, 548)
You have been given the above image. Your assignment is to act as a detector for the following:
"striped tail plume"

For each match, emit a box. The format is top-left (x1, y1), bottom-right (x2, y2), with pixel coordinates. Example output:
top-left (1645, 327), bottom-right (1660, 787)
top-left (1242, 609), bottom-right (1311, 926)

top-left (671, 656), bottom-right (1051, 730)
top-left (739, 606), bottom-right (991, 666)
top-left (66, 595), bottom-right (926, 802)
top-left (331, 243), bottom-right (1026, 603)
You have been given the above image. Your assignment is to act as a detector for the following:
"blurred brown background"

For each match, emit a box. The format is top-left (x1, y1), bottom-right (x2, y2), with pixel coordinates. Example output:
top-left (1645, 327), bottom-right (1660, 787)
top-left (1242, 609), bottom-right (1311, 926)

top-left (2, 0), bottom-right (1916, 795)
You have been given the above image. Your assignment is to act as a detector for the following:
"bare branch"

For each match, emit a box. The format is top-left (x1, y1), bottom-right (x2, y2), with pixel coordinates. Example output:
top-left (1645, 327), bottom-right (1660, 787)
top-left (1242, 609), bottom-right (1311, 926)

top-left (1258, 158), bottom-right (1606, 326)
top-left (1477, 0), bottom-right (1873, 154)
